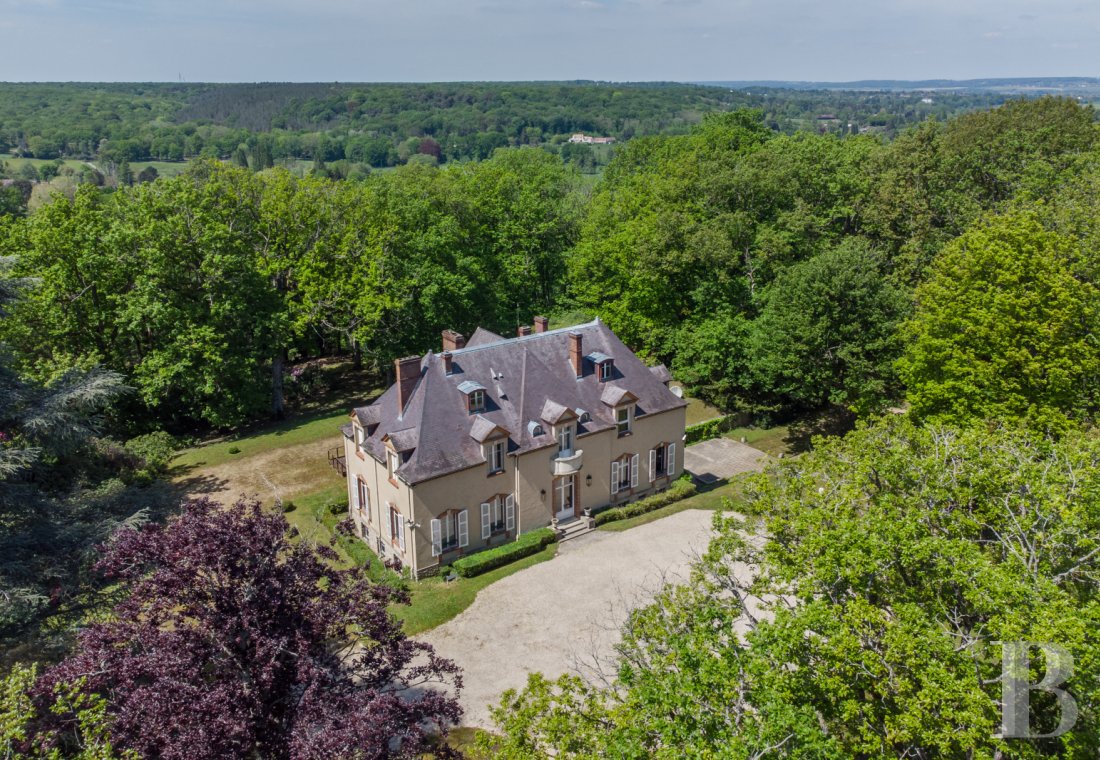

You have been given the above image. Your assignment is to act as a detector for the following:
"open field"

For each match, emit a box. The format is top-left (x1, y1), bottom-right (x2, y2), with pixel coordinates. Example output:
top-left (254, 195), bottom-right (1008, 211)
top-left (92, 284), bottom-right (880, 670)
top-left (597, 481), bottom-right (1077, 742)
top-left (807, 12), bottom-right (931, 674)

top-left (2, 155), bottom-right (191, 178)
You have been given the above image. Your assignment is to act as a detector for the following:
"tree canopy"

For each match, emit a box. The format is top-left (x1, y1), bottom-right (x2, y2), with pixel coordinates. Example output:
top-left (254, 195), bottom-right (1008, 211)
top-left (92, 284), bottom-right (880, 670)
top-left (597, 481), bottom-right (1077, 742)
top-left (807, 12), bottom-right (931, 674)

top-left (487, 418), bottom-right (1100, 758)
top-left (898, 212), bottom-right (1100, 430)
top-left (31, 498), bottom-right (462, 760)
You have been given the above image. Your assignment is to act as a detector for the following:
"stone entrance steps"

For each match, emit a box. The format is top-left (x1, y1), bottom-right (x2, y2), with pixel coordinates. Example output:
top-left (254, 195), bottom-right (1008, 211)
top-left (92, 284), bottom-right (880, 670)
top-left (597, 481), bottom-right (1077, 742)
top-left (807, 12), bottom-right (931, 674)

top-left (555, 516), bottom-right (595, 543)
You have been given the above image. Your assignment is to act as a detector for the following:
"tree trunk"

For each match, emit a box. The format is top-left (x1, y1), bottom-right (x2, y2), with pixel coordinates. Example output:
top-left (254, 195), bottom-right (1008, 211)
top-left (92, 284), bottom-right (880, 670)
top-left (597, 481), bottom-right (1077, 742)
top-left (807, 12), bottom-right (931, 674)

top-left (271, 348), bottom-right (287, 420)
top-left (351, 335), bottom-right (363, 371)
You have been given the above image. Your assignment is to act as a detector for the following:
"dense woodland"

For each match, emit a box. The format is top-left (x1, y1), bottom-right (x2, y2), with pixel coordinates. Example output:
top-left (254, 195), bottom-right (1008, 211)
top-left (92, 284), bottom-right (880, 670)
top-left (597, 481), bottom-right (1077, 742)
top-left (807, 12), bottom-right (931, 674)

top-left (0, 81), bottom-right (1014, 174)
top-left (4, 89), bottom-right (1100, 757)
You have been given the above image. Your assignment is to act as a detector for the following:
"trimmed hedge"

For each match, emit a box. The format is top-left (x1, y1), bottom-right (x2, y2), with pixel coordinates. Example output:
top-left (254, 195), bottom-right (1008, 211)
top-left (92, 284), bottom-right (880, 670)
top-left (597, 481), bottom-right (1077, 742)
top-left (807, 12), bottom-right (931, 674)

top-left (451, 528), bottom-right (558, 578)
top-left (685, 415), bottom-right (737, 444)
top-left (593, 479), bottom-right (697, 526)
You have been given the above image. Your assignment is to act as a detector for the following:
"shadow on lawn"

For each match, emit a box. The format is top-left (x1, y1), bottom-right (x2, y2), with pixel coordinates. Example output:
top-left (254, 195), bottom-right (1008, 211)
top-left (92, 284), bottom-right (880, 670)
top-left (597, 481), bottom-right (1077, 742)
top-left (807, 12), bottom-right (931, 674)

top-left (782, 407), bottom-right (856, 453)
top-left (167, 464), bottom-right (230, 500)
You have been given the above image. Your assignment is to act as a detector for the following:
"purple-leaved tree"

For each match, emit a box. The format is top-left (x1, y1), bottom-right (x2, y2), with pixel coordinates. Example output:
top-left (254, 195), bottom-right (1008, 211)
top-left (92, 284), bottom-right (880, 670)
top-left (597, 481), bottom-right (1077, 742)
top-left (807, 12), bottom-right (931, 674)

top-left (34, 497), bottom-right (462, 760)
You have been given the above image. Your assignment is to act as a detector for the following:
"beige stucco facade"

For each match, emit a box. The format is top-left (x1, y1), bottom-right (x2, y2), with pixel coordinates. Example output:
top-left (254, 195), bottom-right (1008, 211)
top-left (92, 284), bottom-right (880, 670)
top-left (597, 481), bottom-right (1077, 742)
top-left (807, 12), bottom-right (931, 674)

top-left (343, 402), bottom-right (686, 578)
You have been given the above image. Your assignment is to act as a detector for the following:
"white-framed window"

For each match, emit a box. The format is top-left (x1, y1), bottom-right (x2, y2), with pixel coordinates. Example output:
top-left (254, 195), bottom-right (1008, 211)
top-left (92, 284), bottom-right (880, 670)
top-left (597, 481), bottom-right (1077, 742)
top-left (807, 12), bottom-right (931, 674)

top-left (556, 424), bottom-right (574, 456)
top-left (355, 425), bottom-right (365, 452)
top-left (488, 439), bottom-right (505, 474)
top-left (480, 493), bottom-right (515, 538)
top-left (469, 389), bottom-right (486, 413)
top-left (616, 405), bottom-right (633, 436)
top-left (611, 453), bottom-right (639, 494)
top-left (599, 360), bottom-right (613, 382)
top-left (431, 509), bottom-right (469, 556)
top-left (554, 475), bottom-right (574, 514)
top-left (387, 449), bottom-right (400, 481)
top-left (649, 442), bottom-right (677, 481)
top-left (388, 505), bottom-right (406, 553)
top-left (356, 478), bottom-right (370, 522)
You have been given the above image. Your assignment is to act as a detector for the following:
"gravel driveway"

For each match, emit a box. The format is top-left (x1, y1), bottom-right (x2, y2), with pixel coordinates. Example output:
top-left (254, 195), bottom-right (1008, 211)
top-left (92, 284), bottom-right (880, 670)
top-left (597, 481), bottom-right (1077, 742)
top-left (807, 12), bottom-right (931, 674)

top-left (418, 509), bottom-right (715, 728)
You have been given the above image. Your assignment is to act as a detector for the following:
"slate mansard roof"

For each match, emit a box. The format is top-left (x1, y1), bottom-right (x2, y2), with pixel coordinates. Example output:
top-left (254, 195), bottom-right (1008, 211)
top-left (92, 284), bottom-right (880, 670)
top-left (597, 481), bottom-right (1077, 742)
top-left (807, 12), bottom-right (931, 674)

top-left (344, 319), bottom-right (686, 485)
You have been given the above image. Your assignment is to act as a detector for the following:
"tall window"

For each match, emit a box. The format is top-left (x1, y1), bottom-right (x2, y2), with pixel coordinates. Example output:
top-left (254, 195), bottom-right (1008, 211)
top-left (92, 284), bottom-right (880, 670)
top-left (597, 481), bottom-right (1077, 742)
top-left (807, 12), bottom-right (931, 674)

top-left (388, 505), bottom-right (406, 553)
top-left (649, 442), bottom-right (676, 482)
top-left (612, 453), bottom-right (638, 495)
top-left (488, 440), bottom-right (505, 473)
top-left (599, 360), bottom-right (613, 382)
top-left (355, 425), bottom-right (365, 452)
top-left (490, 496), bottom-right (505, 532)
top-left (440, 511), bottom-right (459, 550)
top-left (557, 424), bottom-right (574, 456)
top-left (432, 509), bottom-right (468, 556)
top-left (554, 475), bottom-right (574, 514)
top-left (616, 406), bottom-right (633, 436)
top-left (357, 479), bottom-right (370, 522)
top-left (387, 450), bottom-right (400, 481)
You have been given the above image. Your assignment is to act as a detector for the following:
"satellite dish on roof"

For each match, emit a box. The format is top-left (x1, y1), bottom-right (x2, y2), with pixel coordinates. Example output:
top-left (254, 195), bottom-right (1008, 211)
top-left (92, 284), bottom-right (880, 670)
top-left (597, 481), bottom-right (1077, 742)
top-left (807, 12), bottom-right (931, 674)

top-left (671, 386), bottom-right (684, 398)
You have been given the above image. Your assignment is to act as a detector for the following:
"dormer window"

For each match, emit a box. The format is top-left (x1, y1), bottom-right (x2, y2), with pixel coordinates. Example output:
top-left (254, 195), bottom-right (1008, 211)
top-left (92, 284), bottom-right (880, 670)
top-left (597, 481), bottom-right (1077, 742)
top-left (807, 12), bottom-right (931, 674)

top-left (616, 405), bottom-right (634, 436)
top-left (556, 423), bottom-right (574, 456)
top-left (355, 425), bottom-right (365, 452)
top-left (387, 450), bottom-right (400, 482)
top-left (458, 380), bottom-right (487, 414)
top-left (487, 440), bottom-right (505, 474)
top-left (587, 351), bottom-right (614, 382)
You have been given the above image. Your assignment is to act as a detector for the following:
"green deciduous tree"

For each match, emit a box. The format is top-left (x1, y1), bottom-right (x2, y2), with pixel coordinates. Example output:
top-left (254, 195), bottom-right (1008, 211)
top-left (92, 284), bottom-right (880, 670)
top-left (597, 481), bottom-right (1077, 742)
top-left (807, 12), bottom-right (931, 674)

top-left (488, 419), bottom-right (1100, 758)
top-left (898, 212), bottom-right (1100, 430)
top-left (749, 239), bottom-right (910, 416)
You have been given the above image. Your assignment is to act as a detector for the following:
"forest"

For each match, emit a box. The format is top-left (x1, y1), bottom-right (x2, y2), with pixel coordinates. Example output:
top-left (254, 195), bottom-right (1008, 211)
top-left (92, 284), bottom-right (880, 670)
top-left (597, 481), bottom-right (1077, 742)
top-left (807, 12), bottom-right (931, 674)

top-left (0, 81), bottom-right (1015, 174)
top-left (3, 91), bottom-right (1100, 758)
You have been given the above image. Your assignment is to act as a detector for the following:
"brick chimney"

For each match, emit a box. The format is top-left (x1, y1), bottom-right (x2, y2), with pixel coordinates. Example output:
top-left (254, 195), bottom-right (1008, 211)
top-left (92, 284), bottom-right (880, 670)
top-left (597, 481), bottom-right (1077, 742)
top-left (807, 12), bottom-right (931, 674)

top-left (568, 332), bottom-right (583, 378)
top-left (534, 316), bottom-right (549, 333)
top-left (442, 329), bottom-right (466, 352)
top-left (442, 351), bottom-right (453, 375)
top-left (395, 356), bottom-right (421, 412)
top-left (517, 325), bottom-right (532, 337)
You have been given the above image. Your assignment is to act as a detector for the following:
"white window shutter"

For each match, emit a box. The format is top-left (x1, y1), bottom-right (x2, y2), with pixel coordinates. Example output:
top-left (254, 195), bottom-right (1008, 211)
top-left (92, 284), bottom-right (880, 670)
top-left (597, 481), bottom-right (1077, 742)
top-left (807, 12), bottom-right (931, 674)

top-left (481, 502), bottom-right (491, 540)
top-left (505, 493), bottom-right (515, 531)
top-left (458, 509), bottom-right (469, 548)
top-left (668, 443), bottom-right (677, 476)
top-left (430, 519), bottom-right (442, 557)
top-left (397, 514), bottom-right (406, 552)
top-left (352, 480), bottom-right (360, 510)
top-left (611, 461), bottom-right (620, 494)
top-left (648, 449), bottom-right (656, 483)
top-left (631, 453), bottom-right (640, 488)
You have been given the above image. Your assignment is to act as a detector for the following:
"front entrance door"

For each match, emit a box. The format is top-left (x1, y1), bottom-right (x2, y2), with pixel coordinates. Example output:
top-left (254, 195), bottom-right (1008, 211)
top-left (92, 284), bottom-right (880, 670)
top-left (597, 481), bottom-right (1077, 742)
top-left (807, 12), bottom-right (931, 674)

top-left (554, 475), bottom-right (575, 521)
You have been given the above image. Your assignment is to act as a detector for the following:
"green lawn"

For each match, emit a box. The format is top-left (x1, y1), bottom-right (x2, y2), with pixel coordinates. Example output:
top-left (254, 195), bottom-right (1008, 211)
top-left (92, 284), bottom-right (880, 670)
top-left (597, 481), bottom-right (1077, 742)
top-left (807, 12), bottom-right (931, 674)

top-left (172, 406), bottom-right (354, 470)
top-left (722, 424), bottom-right (793, 457)
top-left (678, 387), bottom-right (724, 426)
top-left (394, 543), bottom-right (559, 635)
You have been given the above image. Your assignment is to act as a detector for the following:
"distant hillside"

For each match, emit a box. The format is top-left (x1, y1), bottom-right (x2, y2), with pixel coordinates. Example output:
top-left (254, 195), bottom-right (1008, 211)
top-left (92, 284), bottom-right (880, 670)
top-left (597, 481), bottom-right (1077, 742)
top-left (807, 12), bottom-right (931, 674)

top-left (700, 77), bottom-right (1100, 95)
top-left (0, 81), bottom-right (1059, 173)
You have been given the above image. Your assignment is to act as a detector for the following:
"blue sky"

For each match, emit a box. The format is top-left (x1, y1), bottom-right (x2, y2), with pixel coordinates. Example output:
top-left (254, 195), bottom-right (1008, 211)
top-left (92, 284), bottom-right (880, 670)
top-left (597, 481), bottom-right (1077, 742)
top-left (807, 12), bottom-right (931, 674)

top-left (1, 0), bottom-right (1097, 82)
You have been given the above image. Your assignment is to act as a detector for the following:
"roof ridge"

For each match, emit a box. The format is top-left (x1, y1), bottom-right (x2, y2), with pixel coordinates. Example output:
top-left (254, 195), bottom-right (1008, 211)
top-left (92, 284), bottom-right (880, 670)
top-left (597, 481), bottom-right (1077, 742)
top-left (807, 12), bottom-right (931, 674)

top-left (448, 319), bottom-right (600, 356)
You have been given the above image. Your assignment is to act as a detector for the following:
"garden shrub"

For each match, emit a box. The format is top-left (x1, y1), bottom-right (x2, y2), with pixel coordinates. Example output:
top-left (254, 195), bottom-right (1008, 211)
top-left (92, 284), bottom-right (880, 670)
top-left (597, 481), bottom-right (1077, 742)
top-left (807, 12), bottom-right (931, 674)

top-left (685, 415), bottom-right (737, 444)
top-left (123, 430), bottom-right (178, 478)
top-left (593, 479), bottom-right (697, 526)
top-left (451, 528), bottom-right (557, 578)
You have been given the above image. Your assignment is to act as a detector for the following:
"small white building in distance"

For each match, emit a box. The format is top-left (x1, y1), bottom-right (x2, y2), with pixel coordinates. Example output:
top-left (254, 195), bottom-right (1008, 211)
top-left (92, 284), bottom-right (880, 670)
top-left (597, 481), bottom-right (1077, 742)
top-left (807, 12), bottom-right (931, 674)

top-left (568, 133), bottom-right (615, 144)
